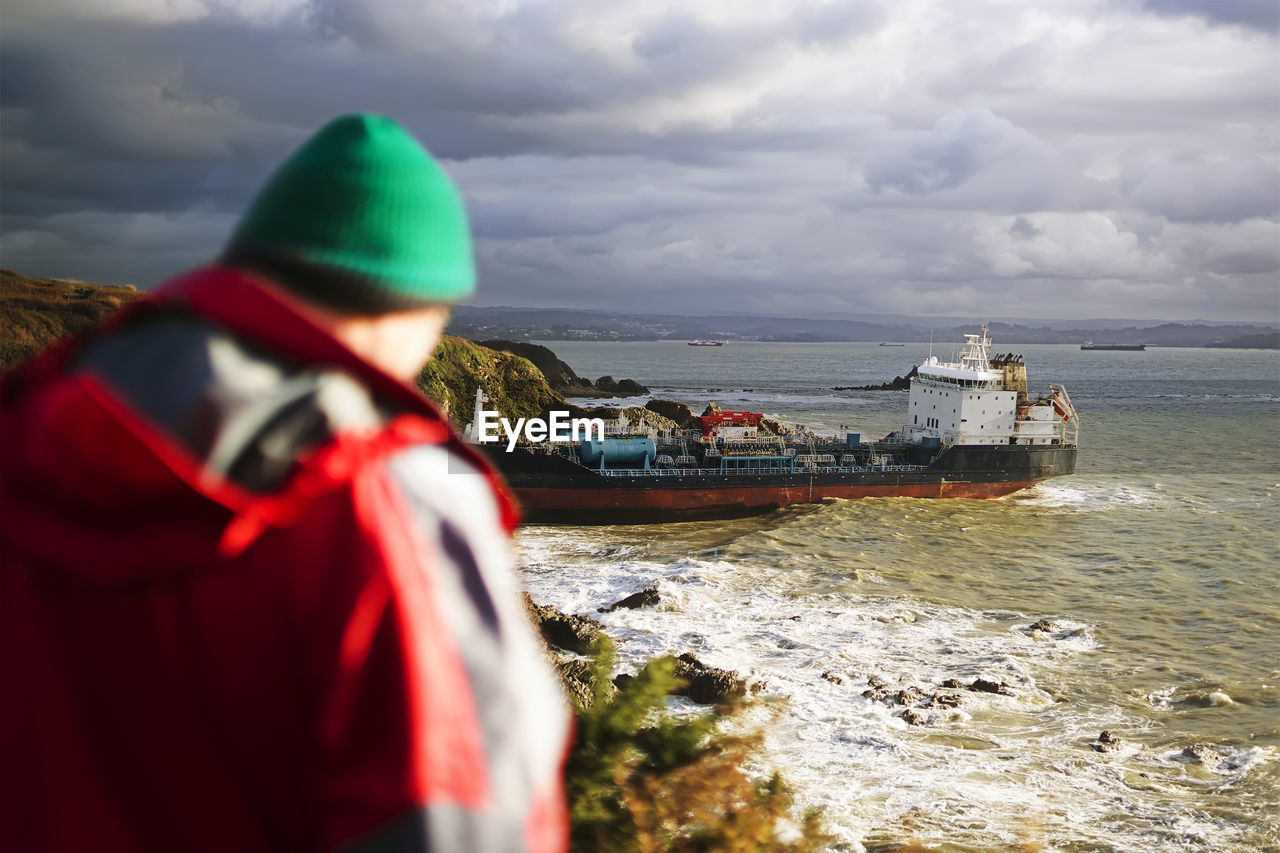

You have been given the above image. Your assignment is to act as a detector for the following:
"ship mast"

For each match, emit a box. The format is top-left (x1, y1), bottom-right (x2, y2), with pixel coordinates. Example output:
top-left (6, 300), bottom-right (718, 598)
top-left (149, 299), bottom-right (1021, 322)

top-left (959, 323), bottom-right (992, 373)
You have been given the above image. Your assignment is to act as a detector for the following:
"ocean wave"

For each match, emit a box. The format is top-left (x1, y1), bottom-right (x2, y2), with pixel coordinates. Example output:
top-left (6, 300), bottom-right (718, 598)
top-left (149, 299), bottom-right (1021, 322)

top-left (567, 390), bottom-right (879, 410)
top-left (563, 394), bottom-right (652, 408)
top-left (1168, 742), bottom-right (1272, 776)
top-left (515, 525), bottom-right (1274, 852)
top-left (1011, 482), bottom-right (1160, 509)
top-left (1145, 393), bottom-right (1280, 402)
top-left (514, 544), bottom-right (1166, 849)
top-left (679, 391), bottom-right (877, 407)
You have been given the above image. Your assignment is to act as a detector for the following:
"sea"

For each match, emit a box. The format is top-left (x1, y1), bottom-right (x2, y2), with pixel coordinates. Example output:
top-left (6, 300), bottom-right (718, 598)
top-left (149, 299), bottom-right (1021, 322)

top-left (514, 340), bottom-right (1279, 853)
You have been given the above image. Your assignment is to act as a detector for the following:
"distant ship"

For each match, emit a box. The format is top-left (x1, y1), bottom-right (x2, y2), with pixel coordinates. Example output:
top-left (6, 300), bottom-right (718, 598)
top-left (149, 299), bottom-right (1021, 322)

top-left (687, 339), bottom-right (724, 346)
top-left (879, 343), bottom-right (905, 347)
top-left (1081, 341), bottom-right (1145, 351)
top-left (476, 327), bottom-right (1079, 524)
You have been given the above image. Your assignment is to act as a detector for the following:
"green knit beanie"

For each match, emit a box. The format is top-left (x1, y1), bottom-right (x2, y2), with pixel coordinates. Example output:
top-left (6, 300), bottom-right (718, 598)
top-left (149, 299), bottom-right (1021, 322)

top-left (224, 113), bottom-right (475, 313)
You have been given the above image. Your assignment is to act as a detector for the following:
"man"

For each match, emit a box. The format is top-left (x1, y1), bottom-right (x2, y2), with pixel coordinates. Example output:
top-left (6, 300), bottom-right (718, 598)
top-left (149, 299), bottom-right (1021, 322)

top-left (0, 114), bottom-right (570, 852)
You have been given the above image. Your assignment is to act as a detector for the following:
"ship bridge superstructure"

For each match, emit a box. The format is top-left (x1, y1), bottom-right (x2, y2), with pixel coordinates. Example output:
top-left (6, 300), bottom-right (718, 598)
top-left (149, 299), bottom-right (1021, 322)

top-left (904, 326), bottom-right (1077, 448)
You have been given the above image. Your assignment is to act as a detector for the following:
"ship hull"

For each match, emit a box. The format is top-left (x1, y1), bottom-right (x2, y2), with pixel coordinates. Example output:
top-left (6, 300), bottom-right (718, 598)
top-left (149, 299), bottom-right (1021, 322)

top-left (483, 444), bottom-right (1076, 525)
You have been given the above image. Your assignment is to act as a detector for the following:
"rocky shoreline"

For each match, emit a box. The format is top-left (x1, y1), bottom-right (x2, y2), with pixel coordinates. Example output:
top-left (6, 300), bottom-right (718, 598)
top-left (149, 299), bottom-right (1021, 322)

top-left (833, 365), bottom-right (918, 391)
top-left (479, 339), bottom-right (649, 398)
top-left (526, 593), bottom-right (1096, 737)
top-left (522, 589), bottom-right (750, 709)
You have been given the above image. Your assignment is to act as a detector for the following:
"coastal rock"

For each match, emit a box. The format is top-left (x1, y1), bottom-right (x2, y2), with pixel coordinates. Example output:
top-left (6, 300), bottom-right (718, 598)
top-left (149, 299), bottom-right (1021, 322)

top-left (890, 687), bottom-right (927, 707)
top-left (861, 675), bottom-right (891, 702)
top-left (645, 399), bottom-right (697, 428)
top-left (968, 678), bottom-right (1015, 696)
top-left (465, 353), bottom-right (647, 398)
top-left (612, 653), bottom-right (748, 705)
top-left (833, 366), bottom-right (919, 392)
top-left (522, 593), bottom-right (604, 654)
top-left (899, 709), bottom-right (929, 727)
top-left (1178, 744), bottom-right (1224, 768)
top-left (599, 583), bottom-right (661, 613)
top-left (614, 378), bottom-right (647, 395)
top-left (1027, 619), bottom-right (1061, 634)
top-left (1091, 730), bottom-right (1123, 753)
top-left (571, 405), bottom-right (678, 434)
top-left (759, 417), bottom-right (793, 437)
top-left (821, 670), bottom-right (845, 685)
top-left (672, 653), bottom-right (748, 705)
top-left (924, 693), bottom-right (963, 709)
top-left (554, 654), bottom-right (616, 709)
top-left (940, 678), bottom-right (965, 690)
top-left (863, 675), bottom-right (963, 718)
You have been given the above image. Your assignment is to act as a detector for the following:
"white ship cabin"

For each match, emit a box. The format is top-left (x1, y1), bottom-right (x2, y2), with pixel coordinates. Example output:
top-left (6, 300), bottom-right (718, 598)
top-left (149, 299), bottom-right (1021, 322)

top-left (904, 327), bottom-right (1075, 447)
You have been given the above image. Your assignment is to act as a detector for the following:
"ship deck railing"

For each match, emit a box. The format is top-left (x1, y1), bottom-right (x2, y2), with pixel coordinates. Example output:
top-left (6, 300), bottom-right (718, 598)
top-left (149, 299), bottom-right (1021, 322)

top-left (597, 464), bottom-right (928, 477)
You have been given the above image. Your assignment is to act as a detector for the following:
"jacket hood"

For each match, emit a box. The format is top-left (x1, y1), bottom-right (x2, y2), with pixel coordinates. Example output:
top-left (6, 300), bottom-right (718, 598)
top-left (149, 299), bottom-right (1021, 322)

top-left (0, 361), bottom-right (239, 586)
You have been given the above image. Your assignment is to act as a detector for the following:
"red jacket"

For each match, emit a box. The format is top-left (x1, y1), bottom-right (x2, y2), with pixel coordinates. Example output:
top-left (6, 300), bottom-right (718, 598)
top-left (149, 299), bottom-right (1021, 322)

top-left (0, 268), bottom-right (569, 852)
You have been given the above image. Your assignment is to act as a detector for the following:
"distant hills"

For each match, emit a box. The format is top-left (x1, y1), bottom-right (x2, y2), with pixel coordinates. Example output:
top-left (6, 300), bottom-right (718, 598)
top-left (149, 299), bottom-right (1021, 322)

top-left (3, 269), bottom-right (1276, 364)
top-left (448, 305), bottom-right (1280, 348)
top-left (1205, 332), bottom-right (1280, 349)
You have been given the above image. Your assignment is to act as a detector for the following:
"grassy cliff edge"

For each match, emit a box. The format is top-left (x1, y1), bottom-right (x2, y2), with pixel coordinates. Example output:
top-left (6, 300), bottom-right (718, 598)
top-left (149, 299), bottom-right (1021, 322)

top-left (0, 269), bottom-right (140, 370)
top-left (418, 334), bottom-right (569, 426)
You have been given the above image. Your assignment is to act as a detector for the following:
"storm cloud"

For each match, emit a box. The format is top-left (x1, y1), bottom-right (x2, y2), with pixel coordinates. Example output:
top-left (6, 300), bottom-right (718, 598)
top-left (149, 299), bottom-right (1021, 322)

top-left (1, 0), bottom-right (1276, 322)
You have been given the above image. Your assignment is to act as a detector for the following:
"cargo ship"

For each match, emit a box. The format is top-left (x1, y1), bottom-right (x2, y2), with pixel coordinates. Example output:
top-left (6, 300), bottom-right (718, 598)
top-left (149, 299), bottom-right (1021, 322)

top-left (472, 328), bottom-right (1078, 524)
top-left (1081, 340), bottom-right (1145, 351)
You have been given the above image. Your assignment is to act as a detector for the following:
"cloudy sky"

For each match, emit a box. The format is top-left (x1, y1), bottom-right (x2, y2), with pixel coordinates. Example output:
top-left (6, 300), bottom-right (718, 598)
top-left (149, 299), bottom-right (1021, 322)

top-left (2, 0), bottom-right (1277, 322)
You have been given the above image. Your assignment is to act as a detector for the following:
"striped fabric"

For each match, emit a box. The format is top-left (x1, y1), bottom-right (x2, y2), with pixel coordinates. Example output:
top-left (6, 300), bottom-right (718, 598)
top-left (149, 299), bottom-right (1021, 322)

top-left (0, 269), bottom-right (569, 852)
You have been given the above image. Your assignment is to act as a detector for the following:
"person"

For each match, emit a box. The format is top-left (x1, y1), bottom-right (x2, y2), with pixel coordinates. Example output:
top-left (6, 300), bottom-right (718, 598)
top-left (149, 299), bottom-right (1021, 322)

top-left (0, 114), bottom-right (570, 852)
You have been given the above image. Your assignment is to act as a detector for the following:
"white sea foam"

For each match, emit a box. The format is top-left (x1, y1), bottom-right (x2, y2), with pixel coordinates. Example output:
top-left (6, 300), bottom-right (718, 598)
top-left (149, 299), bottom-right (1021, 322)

top-left (1012, 482), bottom-right (1160, 510)
top-left (563, 394), bottom-right (652, 408)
